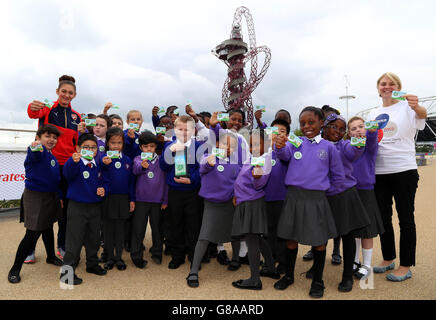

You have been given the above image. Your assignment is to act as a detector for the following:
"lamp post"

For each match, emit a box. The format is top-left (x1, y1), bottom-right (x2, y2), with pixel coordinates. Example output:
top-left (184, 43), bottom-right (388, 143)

top-left (339, 75), bottom-right (355, 120)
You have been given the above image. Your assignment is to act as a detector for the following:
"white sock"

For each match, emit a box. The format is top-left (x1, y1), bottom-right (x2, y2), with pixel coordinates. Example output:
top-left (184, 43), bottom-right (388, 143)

top-left (239, 240), bottom-right (247, 257)
top-left (355, 238), bottom-right (361, 265)
top-left (217, 244), bottom-right (225, 252)
top-left (362, 248), bottom-right (373, 268)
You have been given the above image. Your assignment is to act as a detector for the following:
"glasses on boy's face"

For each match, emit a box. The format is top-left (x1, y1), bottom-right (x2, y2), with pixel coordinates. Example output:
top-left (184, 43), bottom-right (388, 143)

top-left (81, 146), bottom-right (98, 151)
top-left (326, 124), bottom-right (346, 134)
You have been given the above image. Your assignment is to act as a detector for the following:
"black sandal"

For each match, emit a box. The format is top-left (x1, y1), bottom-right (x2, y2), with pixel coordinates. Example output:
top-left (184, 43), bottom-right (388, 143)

top-left (186, 273), bottom-right (199, 288)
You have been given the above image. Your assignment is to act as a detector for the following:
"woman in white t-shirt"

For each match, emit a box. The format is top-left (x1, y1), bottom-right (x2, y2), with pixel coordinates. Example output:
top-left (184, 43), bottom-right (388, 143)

top-left (367, 72), bottom-right (427, 282)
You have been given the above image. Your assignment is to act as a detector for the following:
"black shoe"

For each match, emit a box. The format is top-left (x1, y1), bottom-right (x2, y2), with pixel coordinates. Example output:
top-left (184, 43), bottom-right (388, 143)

top-left (227, 260), bottom-right (241, 271)
top-left (232, 279), bottom-right (262, 290)
top-left (151, 255), bottom-right (162, 265)
top-left (132, 259), bottom-right (147, 269)
top-left (303, 250), bottom-right (314, 261)
top-left (8, 270), bottom-right (21, 284)
top-left (46, 256), bottom-right (63, 266)
top-left (276, 263), bottom-right (286, 275)
top-left (104, 260), bottom-right (115, 270)
top-left (186, 273), bottom-right (199, 288)
top-left (168, 259), bottom-right (185, 269)
top-left (260, 267), bottom-right (281, 279)
top-left (338, 279), bottom-right (353, 292)
top-left (332, 253), bottom-right (342, 265)
top-left (217, 250), bottom-right (230, 265)
top-left (116, 259), bottom-right (127, 271)
top-left (274, 276), bottom-right (294, 290)
top-left (309, 280), bottom-right (325, 298)
top-left (86, 265), bottom-right (107, 276)
top-left (239, 255), bottom-right (249, 265)
top-left (303, 266), bottom-right (314, 279)
top-left (60, 271), bottom-right (82, 285)
top-left (353, 261), bottom-right (362, 277)
top-left (124, 242), bottom-right (131, 253)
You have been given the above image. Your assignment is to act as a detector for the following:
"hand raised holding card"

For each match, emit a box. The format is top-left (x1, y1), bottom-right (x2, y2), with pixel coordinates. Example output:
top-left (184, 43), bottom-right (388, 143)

top-left (96, 187), bottom-right (105, 197)
top-left (103, 102), bottom-right (113, 115)
top-left (102, 156), bottom-right (112, 165)
top-left (209, 112), bottom-right (219, 128)
top-left (275, 135), bottom-right (287, 149)
top-left (78, 121), bottom-right (86, 134)
top-left (29, 100), bottom-right (46, 111)
top-left (252, 166), bottom-right (263, 179)
top-left (141, 159), bottom-right (149, 169)
top-left (207, 154), bottom-right (216, 167)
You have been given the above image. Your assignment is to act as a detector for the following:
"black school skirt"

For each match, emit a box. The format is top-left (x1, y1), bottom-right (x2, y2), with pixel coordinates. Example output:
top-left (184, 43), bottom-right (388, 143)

top-left (232, 197), bottom-right (268, 237)
top-left (22, 188), bottom-right (61, 231)
top-left (198, 199), bottom-right (234, 243)
top-left (327, 187), bottom-right (371, 237)
top-left (277, 186), bottom-right (338, 247)
top-left (355, 189), bottom-right (385, 238)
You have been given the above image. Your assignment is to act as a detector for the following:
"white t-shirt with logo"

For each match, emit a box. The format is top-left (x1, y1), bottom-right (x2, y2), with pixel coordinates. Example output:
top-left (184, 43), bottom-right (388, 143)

top-left (367, 100), bottom-right (426, 174)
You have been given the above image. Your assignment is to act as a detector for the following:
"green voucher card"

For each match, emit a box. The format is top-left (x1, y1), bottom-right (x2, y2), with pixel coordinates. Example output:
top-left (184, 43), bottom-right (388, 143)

top-left (350, 137), bottom-right (366, 147)
top-left (217, 113), bottom-right (229, 121)
top-left (288, 132), bottom-right (303, 148)
top-left (81, 149), bottom-right (94, 160)
top-left (251, 156), bottom-right (265, 167)
top-left (30, 144), bottom-right (43, 152)
top-left (85, 119), bottom-right (96, 127)
top-left (212, 147), bottom-right (226, 159)
top-left (175, 150), bottom-right (188, 177)
top-left (141, 152), bottom-right (153, 161)
top-left (107, 151), bottom-right (120, 159)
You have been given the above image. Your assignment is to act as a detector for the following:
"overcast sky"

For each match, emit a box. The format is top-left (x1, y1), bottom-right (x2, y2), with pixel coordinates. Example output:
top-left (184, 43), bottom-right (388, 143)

top-left (1, 0), bottom-right (435, 146)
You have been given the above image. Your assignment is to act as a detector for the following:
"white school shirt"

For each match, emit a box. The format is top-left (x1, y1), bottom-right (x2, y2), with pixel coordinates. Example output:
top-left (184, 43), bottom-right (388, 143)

top-left (367, 100), bottom-right (425, 175)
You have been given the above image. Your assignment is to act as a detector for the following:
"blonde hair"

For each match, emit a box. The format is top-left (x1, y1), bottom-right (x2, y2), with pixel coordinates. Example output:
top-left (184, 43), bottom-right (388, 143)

top-left (377, 72), bottom-right (402, 91)
top-left (126, 110), bottom-right (143, 122)
top-left (174, 115), bottom-right (195, 127)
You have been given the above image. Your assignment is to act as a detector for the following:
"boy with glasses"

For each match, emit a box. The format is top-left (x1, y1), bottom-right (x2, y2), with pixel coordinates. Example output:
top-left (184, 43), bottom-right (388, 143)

top-left (60, 134), bottom-right (109, 285)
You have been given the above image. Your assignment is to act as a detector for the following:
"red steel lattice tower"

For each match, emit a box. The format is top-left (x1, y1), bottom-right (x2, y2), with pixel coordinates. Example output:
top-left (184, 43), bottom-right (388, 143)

top-left (212, 6), bottom-right (271, 126)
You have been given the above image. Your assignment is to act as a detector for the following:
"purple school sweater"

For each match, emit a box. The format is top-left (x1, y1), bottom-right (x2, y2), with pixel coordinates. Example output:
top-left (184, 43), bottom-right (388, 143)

top-left (133, 154), bottom-right (168, 205)
top-left (274, 138), bottom-right (345, 192)
top-left (198, 154), bottom-right (241, 203)
top-left (209, 124), bottom-right (250, 165)
top-left (234, 154), bottom-right (272, 205)
top-left (264, 150), bottom-right (288, 202)
top-left (326, 139), bottom-right (365, 196)
top-left (352, 130), bottom-right (378, 190)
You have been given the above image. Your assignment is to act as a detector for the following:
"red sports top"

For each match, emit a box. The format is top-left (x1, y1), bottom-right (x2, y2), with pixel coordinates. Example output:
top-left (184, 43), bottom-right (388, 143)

top-left (27, 101), bottom-right (82, 165)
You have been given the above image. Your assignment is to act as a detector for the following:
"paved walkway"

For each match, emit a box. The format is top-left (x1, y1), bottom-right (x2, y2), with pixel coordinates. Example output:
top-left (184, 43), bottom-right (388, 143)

top-left (1, 163), bottom-right (435, 300)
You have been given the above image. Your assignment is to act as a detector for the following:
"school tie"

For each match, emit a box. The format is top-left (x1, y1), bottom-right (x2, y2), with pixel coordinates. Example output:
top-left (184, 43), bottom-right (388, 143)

top-left (87, 163), bottom-right (93, 168)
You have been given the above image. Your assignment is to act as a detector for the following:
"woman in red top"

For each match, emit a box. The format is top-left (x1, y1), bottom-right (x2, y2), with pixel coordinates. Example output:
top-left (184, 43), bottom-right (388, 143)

top-left (27, 75), bottom-right (82, 259)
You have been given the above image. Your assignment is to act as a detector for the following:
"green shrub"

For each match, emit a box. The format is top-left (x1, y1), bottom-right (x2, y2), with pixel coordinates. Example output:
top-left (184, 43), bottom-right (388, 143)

top-left (416, 144), bottom-right (434, 154)
top-left (0, 199), bottom-right (20, 209)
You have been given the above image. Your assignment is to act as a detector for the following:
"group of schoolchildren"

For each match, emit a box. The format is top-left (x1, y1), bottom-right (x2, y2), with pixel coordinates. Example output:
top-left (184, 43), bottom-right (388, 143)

top-left (8, 102), bottom-right (385, 299)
